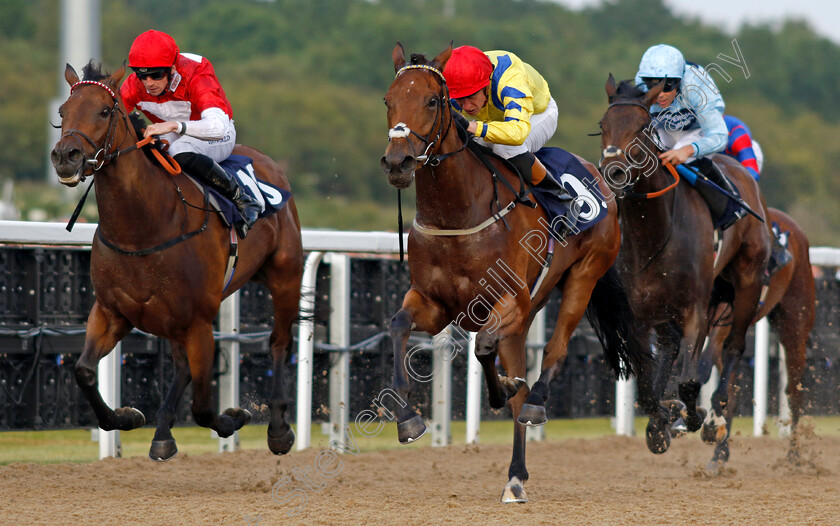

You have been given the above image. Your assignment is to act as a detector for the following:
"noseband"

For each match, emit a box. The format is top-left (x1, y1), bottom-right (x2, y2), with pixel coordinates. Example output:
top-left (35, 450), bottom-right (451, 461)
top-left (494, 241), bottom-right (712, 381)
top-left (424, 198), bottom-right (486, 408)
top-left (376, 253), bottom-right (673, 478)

top-left (387, 64), bottom-right (465, 166)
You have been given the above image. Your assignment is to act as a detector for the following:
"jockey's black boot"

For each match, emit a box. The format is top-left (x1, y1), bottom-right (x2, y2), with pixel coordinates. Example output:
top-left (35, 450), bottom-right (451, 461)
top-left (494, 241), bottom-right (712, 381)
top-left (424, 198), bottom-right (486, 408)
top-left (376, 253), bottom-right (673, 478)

top-left (174, 152), bottom-right (261, 238)
top-left (688, 157), bottom-right (744, 231)
top-left (510, 152), bottom-right (576, 239)
top-left (766, 228), bottom-right (793, 277)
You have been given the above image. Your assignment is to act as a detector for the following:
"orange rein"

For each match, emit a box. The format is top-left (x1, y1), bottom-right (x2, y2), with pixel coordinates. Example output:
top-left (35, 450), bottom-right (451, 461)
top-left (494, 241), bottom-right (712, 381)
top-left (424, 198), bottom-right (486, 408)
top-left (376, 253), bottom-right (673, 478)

top-left (639, 162), bottom-right (680, 199)
top-left (135, 136), bottom-right (182, 176)
top-left (135, 136), bottom-right (181, 175)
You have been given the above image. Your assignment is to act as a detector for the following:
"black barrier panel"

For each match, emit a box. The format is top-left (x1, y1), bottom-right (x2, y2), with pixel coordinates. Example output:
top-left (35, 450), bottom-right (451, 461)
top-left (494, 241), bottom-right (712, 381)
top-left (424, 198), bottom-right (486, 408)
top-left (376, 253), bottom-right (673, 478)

top-left (0, 244), bottom-right (839, 431)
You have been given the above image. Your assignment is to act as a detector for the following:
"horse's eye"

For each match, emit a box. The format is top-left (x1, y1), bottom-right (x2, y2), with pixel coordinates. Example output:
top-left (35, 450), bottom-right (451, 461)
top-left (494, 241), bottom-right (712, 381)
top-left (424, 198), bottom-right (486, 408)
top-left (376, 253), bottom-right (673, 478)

top-left (428, 97), bottom-right (439, 109)
top-left (100, 107), bottom-right (111, 118)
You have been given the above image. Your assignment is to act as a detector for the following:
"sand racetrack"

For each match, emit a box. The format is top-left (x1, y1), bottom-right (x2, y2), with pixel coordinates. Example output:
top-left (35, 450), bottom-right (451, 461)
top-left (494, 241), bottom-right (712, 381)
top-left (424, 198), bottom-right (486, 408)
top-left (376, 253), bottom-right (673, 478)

top-left (3, 430), bottom-right (839, 525)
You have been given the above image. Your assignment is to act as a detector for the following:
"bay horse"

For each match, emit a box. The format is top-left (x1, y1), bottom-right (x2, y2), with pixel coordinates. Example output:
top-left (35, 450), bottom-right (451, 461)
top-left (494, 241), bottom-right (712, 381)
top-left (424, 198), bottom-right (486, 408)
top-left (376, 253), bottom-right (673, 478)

top-left (50, 62), bottom-right (303, 460)
top-left (705, 207), bottom-right (815, 461)
top-left (381, 44), bottom-right (662, 502)
top-left (600, 76), bottom-right (774, 468)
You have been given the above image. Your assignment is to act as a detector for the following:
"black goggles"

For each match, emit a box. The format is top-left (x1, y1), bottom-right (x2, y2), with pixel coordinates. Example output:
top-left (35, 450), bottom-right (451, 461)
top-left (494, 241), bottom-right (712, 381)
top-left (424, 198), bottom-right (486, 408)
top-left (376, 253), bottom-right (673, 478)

top-left (132, 68), bottom-right (169, 81)
top-left (642, 77), bottom-right (680, 92)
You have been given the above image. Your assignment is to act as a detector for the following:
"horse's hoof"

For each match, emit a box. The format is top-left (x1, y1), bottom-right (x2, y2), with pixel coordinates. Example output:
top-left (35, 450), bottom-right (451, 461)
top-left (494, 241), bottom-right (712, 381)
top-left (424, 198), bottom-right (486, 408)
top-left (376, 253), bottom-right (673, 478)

top-left (500, 477), bottom-right (528, 503)
top-left (701, 410), bottom-right (727, 445)
top-left (517, 403), bottom-right (547, 427)
top-left (646, 419), bottom-right (671, 454)
top-left (685, 407), bottom-right (707, 432)
top-left (397, 414), bottom-right (427, 444)
top-left (149, 439), bottom-right (178, 462)
top-left (705, 458), bottom-right (727, 475)
top-left (670, 417), bottom-right (688, 438)
top-left (268, 426), bottom-right (295, 455)
top-left (115, 407), bottom-right (146, 431)
top-left (662, 399), bottom-right (687, 425)
top-left (223, 408), bottom-right (252, 430)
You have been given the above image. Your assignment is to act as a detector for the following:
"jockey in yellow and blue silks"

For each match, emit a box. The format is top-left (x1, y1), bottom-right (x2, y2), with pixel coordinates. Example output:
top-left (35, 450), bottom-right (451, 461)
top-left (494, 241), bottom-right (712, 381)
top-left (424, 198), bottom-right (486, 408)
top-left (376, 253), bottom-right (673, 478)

top-left (635, 43), bottom-right (747, 230)
top-left (443, 46), bottom-right (570, 202)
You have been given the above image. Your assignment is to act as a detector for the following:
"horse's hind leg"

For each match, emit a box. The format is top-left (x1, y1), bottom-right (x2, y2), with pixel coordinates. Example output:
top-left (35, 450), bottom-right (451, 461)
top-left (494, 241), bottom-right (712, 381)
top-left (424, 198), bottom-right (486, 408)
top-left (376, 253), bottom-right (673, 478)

top-left (496, 333), bottom-right (530, 503)
top-left (75, 302), bottom-right (146, 431)
top-left (186, 323), bottom-right (251, 438)
top-left (771, 298), bottom-right (813, 462)
top-left (149, 343), bottom-right (191, 461)
top-left (703, 282), bottom-right (763, 465)
top-left (520, 264), bottom-right (601, 427)
top-left (475, 323), bottom-right (527, 410)
top-left (266, 287), bottom-right (300, 455)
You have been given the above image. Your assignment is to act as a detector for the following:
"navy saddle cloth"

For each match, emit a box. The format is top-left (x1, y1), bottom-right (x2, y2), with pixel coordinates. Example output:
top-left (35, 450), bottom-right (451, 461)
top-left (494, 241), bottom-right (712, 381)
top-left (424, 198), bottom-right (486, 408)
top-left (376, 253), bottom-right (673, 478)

top-left (532, 147), bottom-right (608, 235)
top-left (198, 154), bottom-right (292, 227)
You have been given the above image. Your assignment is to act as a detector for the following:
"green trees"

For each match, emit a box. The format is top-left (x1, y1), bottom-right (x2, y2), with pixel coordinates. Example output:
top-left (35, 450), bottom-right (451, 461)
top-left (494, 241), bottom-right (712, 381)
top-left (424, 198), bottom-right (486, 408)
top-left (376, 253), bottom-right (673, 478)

top-left (4, 0), bottom-right (840, 240)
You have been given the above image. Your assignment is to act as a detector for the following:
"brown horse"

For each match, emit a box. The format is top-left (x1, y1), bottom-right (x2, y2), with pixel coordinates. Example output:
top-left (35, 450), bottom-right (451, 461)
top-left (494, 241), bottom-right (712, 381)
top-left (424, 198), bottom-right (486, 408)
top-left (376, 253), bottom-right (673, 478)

top-left (50, 62), bottom-right (303, 460)
top-left (600, 76), bottom-right (774, 467)
top-left (381, 44), bottom-right (660, 502)
top-left (705, 208), bottom-right (815, 460)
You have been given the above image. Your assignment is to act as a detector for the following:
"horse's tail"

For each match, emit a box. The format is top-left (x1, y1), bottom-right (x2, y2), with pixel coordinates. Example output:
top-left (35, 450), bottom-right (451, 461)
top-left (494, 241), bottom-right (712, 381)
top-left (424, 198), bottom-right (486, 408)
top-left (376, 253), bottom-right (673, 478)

top-left (584, 265), bottom-right (652, 378)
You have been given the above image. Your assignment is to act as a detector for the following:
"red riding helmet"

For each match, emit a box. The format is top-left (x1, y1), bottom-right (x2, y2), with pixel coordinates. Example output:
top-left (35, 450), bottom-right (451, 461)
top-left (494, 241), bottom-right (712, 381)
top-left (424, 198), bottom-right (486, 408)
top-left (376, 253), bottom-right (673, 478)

top-left (443, 46), bottom-right (493, 99)
top-left (128, 30), bottom-right (180, 69)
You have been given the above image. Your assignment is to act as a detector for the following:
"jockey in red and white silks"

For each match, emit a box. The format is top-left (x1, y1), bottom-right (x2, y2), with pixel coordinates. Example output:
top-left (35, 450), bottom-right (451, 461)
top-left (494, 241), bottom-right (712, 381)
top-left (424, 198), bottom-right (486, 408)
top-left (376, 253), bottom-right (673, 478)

top-left (119, 30), bottom-right (236, 163)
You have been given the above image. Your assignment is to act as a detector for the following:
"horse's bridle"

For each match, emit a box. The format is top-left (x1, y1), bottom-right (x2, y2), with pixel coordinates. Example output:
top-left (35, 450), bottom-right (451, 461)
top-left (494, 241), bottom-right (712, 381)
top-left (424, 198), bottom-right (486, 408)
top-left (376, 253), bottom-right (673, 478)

top-left (599, 99), bottom-right (677, 199)
top-left (60, 80), bottom-right (137, 181)
top-left (387, 64), bottom-right (466, 167)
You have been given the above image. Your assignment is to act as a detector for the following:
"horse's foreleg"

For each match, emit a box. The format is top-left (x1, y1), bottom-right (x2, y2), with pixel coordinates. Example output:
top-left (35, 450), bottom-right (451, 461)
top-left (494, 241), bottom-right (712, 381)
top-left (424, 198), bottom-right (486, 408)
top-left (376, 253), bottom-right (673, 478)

top-left (390, 289), bottom-right (448, 444)
top-left (149, 343), bottom-right (191, 461)
top-left (75, 302), bottom-right (145, 431)
top-left (186, 323), bottom-right (251, 438)
top-left (267, 300), bottom-right (298, 455)
top-left (674, 311), bottom-right (710, 434)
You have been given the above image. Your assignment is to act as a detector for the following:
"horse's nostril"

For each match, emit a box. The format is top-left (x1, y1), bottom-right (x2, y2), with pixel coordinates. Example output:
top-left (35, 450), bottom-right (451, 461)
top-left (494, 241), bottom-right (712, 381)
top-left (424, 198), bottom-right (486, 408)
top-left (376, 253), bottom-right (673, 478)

top-left (399, 156), bottom-right (416, 174)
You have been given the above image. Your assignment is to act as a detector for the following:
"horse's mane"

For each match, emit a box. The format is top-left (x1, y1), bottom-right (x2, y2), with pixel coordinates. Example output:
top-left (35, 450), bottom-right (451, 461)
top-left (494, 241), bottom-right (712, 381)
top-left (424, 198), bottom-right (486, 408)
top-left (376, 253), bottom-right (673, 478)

top-left (610, 79), bottom-right (646, 102)
top-left (81, 60), bottom-right (109, 82)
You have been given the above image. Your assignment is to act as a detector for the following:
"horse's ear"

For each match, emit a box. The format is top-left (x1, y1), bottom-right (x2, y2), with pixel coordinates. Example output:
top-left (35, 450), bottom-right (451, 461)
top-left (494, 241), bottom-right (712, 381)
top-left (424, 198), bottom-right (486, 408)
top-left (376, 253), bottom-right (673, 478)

top-left (392, 42), bottom-right (406, 73)
top-left (64, 63), bottom-right (79, 86)
top-left (642, 79), bottom-right (665, 108)
top-left (109, 65), bottom-right (126, 86)
top-left (605, 73), bottom-right (617, 98)
top-left (432, 41), bottom-right (453, 70)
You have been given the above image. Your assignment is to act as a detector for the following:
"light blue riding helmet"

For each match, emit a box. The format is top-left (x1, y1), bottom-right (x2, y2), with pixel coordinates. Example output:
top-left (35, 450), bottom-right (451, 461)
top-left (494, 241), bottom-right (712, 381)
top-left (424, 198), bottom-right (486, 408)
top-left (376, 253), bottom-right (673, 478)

top-left (637, 44), bottom-right (686, 79)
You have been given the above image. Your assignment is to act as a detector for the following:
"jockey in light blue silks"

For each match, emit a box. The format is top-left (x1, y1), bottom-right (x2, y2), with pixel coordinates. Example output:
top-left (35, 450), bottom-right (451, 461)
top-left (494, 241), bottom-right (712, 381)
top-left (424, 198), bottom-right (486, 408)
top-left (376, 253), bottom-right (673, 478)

top-left (636, 44), bottom-right (789, 271)
top-left (635, 44), bottom-right (747, 231)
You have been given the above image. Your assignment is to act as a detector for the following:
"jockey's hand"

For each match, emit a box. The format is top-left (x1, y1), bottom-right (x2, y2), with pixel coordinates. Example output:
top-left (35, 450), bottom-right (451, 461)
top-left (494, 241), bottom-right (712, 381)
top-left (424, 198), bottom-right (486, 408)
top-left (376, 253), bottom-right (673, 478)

top-left (143, 121), bottom-right (179, 139)
top-left (658, 145), bottom-right (695, 166)
top-left (467, 121), bottom-right (478, 135)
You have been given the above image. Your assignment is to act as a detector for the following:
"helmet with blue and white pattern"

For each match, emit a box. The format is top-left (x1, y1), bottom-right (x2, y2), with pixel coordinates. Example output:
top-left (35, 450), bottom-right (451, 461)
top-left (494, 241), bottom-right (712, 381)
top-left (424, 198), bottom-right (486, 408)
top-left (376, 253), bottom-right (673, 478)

top-left (637, 44), bottom-right (686, 79)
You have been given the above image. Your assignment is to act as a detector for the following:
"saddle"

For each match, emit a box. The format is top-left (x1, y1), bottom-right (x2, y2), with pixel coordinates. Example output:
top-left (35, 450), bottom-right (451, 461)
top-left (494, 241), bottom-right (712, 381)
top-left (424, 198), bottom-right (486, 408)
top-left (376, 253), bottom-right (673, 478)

top-left (183, 155), bottom-right (291, 230)
top-left (457, 121), bottom-right (608, 240)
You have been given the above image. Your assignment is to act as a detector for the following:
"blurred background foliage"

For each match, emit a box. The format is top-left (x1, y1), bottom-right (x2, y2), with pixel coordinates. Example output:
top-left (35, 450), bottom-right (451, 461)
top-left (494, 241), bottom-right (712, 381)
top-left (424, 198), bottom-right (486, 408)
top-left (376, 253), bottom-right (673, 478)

top-left (2, 0), bottom-right (839, 241)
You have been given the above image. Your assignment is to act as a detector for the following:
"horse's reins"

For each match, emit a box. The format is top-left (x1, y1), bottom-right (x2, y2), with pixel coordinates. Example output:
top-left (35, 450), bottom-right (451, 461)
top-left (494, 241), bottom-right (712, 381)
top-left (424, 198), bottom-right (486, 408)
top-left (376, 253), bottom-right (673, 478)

top-left (62, 80), bottom-right (215, 258)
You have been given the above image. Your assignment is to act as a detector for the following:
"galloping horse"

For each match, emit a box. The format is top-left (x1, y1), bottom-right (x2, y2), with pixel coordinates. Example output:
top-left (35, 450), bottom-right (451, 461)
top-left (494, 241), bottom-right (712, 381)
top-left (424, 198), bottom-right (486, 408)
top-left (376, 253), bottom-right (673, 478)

top-left (705, 208), bottom-right (815, 460)
top-left (600, 76), bottom-right (773, 467)
top-left (50, 62), bottom-right (303, 460)
top-left (381, 44), bottom-right (660, 502)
